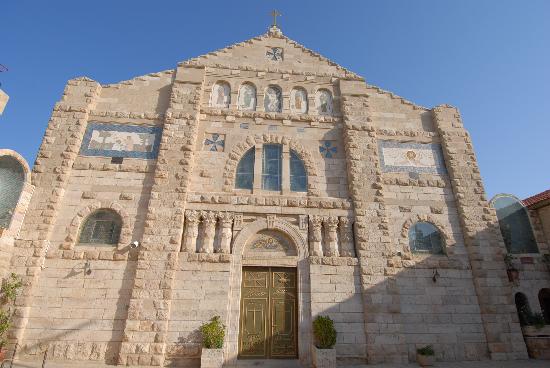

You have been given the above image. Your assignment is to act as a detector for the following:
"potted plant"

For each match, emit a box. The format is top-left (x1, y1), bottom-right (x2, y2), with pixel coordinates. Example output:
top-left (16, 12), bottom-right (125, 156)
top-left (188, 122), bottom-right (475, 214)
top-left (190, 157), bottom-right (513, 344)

top-left (199, 316), bottom-right (225, 368)
top-left (312, 316), bottom-right (337, 368)
top-left (416, 345), bottom-right (435, 366)
top-left (0, 273), bottom-right (23, 361)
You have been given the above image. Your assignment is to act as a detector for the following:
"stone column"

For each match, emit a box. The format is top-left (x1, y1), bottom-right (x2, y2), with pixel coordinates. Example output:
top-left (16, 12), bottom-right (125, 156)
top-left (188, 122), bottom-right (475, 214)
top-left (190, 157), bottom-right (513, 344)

top-left (433, 105), bottom-right (528, 360)
top-left (253, 145), bottom-right (262, 193)
top-left (199, 211), bottom-right (217, 254)
top-left (340, 79), bottom-right (407, 363)
top-left (8, 77), bottom-right (101, 348)
top-left (339, 216), bottom-right (355, 257)
top-left (323, 216), bottom-right (339, 257)
top-left (183, 210), bottom-right (200, 253)
top-left (309, 215), bottom-right (323, 256)
top-left (119, 64), bottom-right (206, 366)
top-left (281, 144), bottom-right (290, 194)
top-left (217, 212), bottom-right (233, 254)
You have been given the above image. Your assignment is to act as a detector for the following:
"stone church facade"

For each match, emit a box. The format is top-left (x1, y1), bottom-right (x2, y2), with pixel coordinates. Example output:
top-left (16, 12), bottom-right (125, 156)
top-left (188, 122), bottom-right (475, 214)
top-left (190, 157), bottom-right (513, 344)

top-left (2, 25), bottom-right (547, 366)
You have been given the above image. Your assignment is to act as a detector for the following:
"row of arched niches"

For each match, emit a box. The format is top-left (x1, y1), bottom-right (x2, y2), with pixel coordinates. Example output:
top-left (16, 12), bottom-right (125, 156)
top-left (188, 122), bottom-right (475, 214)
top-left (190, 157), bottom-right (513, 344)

top-left (209, 81), bottom-right (335, 115)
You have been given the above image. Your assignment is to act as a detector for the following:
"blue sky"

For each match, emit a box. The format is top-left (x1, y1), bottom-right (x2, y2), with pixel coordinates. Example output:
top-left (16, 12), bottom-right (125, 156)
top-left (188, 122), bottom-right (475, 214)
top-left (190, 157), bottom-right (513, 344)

top-left (1, 0), bottom-right (548, 199)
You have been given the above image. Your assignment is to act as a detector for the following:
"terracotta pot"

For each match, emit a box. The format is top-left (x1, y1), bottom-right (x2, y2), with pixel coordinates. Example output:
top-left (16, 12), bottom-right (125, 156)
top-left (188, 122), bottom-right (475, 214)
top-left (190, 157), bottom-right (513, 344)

top-left (417, 353), bottom-right (435, 366)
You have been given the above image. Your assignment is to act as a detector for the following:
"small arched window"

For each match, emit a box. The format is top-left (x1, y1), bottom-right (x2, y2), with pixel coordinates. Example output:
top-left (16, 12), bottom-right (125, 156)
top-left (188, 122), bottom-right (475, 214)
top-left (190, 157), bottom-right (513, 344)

top-left (237, 83), bottom-right (256, 111)
top-left (264, 85), bottom-right (282, 113)
top-left (78, 209), bottom-right (122, 246)
top-left (0, 155), bottom-right (25, 230)
top-left (290, 150), bottom-right (307, 192)
top-left (492, 194), bottom-right (538, 254)
top-left (316, 89), bottom-right (333, 115)
top-left (515, 292), bottom-right (532, 326)
top-left (235, 148), bottom-right (255, 190)
top-left (210, 81), bottom-right (231, 108)
top-left (409, 222), bottom-right (444, 254)
top-left (539, 288), bottom-right (550, 324)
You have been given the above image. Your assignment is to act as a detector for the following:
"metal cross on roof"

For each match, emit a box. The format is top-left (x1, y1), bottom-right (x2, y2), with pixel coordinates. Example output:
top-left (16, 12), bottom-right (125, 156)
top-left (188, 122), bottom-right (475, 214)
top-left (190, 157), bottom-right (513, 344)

top-left (271, 10), bottom-right (281, 27)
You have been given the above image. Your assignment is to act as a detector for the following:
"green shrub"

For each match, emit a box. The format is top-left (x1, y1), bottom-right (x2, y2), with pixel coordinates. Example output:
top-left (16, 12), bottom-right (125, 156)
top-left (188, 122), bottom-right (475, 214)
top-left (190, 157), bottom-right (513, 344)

top-left (0, 273), bottom-right (22, 349)
top-left (312, 316), bottom-right (337, 349)
top-left (531, 313), bottom-right (545, 329)
top-left (199, 316), bottom-right (225, 349)
top-left (417, 345), bottom-right (434, 356)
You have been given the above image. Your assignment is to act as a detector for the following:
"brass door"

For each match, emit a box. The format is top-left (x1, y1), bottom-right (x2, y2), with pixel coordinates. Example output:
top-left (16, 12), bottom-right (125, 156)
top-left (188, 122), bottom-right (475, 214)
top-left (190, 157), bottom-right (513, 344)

top-left (239, 267), bottom-right (298, 359)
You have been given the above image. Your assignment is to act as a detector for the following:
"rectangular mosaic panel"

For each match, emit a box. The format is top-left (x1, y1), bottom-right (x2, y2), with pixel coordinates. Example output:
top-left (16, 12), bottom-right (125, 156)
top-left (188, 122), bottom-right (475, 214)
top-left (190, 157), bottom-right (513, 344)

top-left (379, 140), bottom-right (447, 175)
top-left (80, 122), bottom-right (162, 159)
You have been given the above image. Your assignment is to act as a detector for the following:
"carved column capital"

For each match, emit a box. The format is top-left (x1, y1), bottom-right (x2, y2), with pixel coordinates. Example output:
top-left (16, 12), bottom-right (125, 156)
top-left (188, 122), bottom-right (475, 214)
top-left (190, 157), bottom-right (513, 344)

top-left (217, 211), bottom-right (233, 254)
top-left (199, 211), bottom-right (217, 253)
top-left (339, 216), bottom-right (355, 257)
top-left (309, 215), bottom-right (323, 256)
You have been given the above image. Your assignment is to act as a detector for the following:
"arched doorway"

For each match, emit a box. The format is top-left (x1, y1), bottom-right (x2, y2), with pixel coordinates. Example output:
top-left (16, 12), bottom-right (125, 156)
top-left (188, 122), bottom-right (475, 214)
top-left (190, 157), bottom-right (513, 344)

top-left (226, 218), bottom-right (311, 366)
top-left (239, 230), bottom-right (298, 359)
top-left (539, 289), bottom-right (550, 324)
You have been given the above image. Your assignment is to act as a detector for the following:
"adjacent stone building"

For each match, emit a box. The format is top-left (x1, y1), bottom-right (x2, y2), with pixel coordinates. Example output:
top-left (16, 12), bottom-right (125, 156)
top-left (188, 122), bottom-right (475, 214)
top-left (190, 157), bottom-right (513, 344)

top-left (3, 24), bottom-right (548, 367)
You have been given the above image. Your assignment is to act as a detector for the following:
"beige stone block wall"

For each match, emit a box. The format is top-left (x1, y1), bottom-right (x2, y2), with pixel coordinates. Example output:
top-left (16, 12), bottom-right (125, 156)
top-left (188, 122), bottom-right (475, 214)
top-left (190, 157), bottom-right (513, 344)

top-left (165, 257), bottom-right (231, 368)
top-left (19, 258), bottom-right (136, 363)
top-left (310, 262), bottom-right (366, 363)
top-left (95, 71), bottom-right (174, 116)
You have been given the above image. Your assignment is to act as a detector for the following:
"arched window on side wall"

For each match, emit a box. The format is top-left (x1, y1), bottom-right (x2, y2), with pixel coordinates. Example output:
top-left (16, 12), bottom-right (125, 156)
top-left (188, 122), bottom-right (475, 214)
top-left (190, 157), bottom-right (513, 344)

top-left (0, 155), bottom-right (25, 230)
top-left (290, 150), bottom-right (307, 192)
top-left (78, 209), bottom-right (122, 246)
top-left (235, 148), bottom-right (255, 190)
top-left (409, 222), bottom-right (444, 255)
top-left (539, 288), bottom-right (550, 324)
top-left (492, 194), bottom-right (539, 254)
top-left (515, 292), bottom-right (532, 326)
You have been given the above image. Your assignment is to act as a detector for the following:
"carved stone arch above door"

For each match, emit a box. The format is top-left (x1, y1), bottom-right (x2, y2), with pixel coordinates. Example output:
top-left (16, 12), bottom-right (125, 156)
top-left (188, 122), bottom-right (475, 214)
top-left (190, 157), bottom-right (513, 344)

top-left (231, 217), bottom-right (308, 260)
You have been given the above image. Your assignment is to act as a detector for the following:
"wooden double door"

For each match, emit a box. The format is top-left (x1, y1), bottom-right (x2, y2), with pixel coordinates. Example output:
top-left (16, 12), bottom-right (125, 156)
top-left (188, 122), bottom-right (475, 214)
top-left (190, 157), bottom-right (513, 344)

top-left (238, 267), bottom-right (298, 359)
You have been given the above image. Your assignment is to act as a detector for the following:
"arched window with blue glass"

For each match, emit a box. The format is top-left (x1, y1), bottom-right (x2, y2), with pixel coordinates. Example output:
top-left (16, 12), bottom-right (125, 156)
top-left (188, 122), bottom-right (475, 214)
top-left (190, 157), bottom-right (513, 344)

top-left (290, 150), bottom-right (307, 192)
top-left (491, 194), bottom-right (538, 254)
top-left (235, 148), bottom-right (255, 190)
top-left (409, 222), bottom-right (444, 255)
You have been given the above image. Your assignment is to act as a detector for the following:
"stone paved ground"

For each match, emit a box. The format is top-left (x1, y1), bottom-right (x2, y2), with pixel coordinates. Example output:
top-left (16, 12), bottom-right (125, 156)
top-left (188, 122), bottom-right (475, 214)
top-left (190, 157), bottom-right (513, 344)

top-left (2, 359), bottom-right (548, 368)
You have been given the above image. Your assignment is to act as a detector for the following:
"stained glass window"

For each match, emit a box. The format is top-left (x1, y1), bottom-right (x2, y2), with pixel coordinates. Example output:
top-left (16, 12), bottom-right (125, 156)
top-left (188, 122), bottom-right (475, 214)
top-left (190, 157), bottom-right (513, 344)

top-left (236, 149), bottom-right (255, 190)
top-left (409, 222), bottom-right (444, 254)
top-left (78, 209), bottom-right (122, 246)
top-left (262, 144), bottom-right (282, 191)
top-left (290, 151), bottom-right (307, 192)
top-left (0, 156), bottom-right (25, 229)
top-left (493, 195), bottom-right (538, 254)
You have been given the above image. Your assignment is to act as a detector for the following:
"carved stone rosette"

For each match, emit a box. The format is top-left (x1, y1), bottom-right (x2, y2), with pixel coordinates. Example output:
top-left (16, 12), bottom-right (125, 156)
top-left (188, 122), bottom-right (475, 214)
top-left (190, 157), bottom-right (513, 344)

top-left (309, 215), bottom-right (324, 256)
top-left (199, 211), bottom-right (217, 253)
top-left (183, 210), bottom-right (200, 253)
top-left (339, 216), bottom-right (355, 257)
top-left (323, 216), bottom-right (340, 257)
top-left (217, 212), bottom-right (234, 254)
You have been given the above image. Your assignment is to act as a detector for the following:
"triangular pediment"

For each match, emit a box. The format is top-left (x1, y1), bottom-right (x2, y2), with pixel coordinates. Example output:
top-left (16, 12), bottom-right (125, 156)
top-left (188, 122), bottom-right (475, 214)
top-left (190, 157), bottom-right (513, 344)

top-left (180, 26), bottom-right (362, 80)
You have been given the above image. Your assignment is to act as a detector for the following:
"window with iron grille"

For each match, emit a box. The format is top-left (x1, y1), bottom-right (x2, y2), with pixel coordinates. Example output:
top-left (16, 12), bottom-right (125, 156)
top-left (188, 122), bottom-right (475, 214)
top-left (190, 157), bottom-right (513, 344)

top-left (78, 209), bottom-right (122, 246)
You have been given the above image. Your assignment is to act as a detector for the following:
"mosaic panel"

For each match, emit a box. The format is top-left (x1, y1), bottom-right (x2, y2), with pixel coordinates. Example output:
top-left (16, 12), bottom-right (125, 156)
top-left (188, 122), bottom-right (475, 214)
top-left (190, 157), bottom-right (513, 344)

top-left (319, 140), bottom-right (337, 158)
top-left (80, 123), bottom-right (162, 159)
top-left (378, 140), bottom-right (447, 174)
top-left (204, 133), bottom-right (225, 152)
